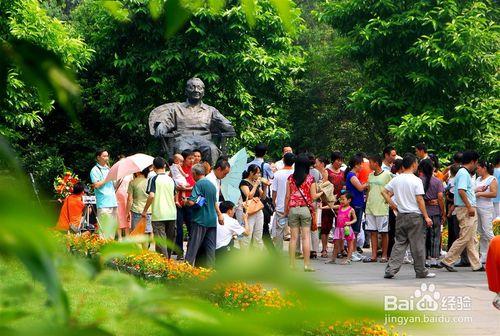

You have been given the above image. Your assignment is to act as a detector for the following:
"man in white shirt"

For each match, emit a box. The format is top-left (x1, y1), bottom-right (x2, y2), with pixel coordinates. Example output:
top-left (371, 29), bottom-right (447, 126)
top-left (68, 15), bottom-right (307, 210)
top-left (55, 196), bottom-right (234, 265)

top-left (275, 146), bottom-right (293, 171)
top-left (382, 154), bottom-right (435, 279)
top-left (271, 152), bottom-right (295, 252)
top-left (215, 201), bottom-right (250, 265)
top-left (205, 157), bottom-right (231, 225)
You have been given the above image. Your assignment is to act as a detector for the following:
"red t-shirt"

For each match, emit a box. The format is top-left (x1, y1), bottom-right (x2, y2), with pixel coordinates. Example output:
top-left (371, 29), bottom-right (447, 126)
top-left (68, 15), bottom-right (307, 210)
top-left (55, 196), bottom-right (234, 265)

top-left (181, 164), bottom-right (196, 198)
top-left (326, 168), bottom-right (345, 198)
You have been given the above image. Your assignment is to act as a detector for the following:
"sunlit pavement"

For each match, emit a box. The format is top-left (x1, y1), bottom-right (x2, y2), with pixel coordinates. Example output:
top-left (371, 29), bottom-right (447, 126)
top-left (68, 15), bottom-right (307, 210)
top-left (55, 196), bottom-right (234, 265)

top-left (307, 248), bottom-right (499, 336)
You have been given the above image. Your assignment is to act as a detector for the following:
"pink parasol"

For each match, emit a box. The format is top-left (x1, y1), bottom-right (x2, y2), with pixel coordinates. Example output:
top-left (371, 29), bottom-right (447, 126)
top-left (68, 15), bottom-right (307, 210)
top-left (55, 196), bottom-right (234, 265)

top-left (104, 153), bottom-right (154, 182)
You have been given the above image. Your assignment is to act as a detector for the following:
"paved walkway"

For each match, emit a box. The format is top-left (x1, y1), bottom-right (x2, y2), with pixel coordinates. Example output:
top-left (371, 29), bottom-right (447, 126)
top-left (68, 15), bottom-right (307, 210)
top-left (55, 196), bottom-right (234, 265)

top-left (308, 251), bottom-right (499, 335)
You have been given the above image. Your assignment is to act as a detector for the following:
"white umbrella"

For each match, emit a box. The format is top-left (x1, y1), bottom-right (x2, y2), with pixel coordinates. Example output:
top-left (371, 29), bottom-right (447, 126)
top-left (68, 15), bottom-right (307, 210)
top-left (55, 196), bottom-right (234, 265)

top-left (104, 153), bottom-right (154, 182)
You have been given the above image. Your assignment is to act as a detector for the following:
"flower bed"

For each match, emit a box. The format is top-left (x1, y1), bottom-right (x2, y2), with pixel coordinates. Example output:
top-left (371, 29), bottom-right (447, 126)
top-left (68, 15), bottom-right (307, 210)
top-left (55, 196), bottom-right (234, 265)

top-left (441, 227), bottom-right (448, 250)
top-left (110, 250), bottom-right (212, 281)
top-left (212, 281), bottom-right (294, 311)
top-left (307, 320), bottom-right (404, 336)
top-left (61, 233), bottom-right (406, 334)
top-left (65, 232), bottom-right (110, 257)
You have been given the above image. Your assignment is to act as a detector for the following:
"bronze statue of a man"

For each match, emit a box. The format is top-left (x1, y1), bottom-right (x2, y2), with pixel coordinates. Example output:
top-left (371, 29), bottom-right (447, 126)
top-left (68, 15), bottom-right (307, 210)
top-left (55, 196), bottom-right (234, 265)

top-left (149, 78), bottom-right (235, 164)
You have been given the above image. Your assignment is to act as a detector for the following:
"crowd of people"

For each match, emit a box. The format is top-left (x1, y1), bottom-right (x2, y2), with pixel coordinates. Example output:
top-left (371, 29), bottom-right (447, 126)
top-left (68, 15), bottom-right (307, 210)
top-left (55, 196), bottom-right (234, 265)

top-left (56, 143), bottom-right (500, 308)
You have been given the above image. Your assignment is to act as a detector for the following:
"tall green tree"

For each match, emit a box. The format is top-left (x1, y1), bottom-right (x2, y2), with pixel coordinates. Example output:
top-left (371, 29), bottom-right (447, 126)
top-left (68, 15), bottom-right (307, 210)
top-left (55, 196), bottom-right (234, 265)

top-left (321, 0), bottom-right (499, 157)
top-left (71, 0), bottom-right (305, 162)
top-left (289, 0), bottom-right (382, 158)
top-left (0, 0), bottom-right (91, 192)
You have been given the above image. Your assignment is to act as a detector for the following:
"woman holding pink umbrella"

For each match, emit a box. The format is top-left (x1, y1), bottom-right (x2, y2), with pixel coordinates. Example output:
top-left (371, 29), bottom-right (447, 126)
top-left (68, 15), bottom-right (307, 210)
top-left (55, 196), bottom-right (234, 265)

top-left (105, 153), bottom-right (155, 240)
top-left (115, 155), bottom-right (133, 239)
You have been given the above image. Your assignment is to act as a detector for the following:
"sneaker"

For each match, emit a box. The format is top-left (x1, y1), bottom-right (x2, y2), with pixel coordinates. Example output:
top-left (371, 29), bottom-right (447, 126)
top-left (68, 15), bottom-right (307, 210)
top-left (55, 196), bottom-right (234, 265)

top-left (352, 252), bottom-right (364, 260)
top-left (454, 261), bottom-right (471, 267)
top-left (417, 272), bottom-right (436, 279)
top-left (493, 293), bottom-right (500, 311)
top-left (472, 266), bottom-right (485, 272)
top-left (384, 273), bottom-right (394, 279)
top-left (440, 261), bottom-right (457, 272)
top-left (403, 256), bottom-right (413, 264)
top-left (351, 254), bottom-right (362, 262)
top-left (430, 263), bottom-right (443, 269)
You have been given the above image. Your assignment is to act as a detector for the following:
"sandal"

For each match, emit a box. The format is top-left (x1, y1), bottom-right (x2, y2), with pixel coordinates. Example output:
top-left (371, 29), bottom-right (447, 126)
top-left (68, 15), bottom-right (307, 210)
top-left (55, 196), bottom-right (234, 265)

top-left (341, 259), bottom-right (351, 265)
top-left (363, 258), bottom-right (377, 263)
top-left (321, 250), bottom-right (328, 258)
top-left (379, 258), bottom-right (388, 263)
top-left (304, 266), bottom-right (316, 272)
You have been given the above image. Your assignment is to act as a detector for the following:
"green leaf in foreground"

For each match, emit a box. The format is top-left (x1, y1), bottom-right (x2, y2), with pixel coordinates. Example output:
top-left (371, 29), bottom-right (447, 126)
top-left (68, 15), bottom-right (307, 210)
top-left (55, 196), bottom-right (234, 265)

top-left (0, 138), bottom-right (69, 323)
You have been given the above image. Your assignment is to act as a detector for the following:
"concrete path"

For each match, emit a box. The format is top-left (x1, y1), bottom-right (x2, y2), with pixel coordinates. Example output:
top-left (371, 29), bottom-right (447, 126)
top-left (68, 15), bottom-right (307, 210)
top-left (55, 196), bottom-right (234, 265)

top-left (308, 251), bottom-right (499, 335)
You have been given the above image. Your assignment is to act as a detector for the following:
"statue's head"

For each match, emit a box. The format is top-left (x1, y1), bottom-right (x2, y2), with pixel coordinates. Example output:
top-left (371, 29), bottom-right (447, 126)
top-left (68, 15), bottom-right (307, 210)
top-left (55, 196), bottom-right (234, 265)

top-left (185, 77), bottom-right (205, 103)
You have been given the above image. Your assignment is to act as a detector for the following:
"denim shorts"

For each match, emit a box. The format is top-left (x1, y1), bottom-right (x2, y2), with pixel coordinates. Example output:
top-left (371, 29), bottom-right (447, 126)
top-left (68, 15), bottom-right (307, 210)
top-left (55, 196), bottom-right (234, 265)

top-left (131, 211), bottom-right (152, 233)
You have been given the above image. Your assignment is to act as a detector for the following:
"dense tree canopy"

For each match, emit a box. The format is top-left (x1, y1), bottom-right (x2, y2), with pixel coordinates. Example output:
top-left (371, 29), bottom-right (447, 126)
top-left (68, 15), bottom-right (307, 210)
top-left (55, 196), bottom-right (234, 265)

top-left (72, 0), bottom-right (305, 156)
top-left (0, 0), bottom-right (91, 192)
top-left (321, 0), bottom-right (499, 157)
top-left (289, 0), bottom-right (383, 157)
top-left (1, 0), bottom-right (498, 196)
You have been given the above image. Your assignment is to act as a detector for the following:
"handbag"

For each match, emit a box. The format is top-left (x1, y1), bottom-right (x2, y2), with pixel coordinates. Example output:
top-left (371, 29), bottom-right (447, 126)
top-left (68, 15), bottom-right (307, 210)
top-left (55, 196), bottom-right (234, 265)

top-left (297, 187), bottom-right (317, 231)
top-left (243, 197), bottom-right (264, 216)
top-left (318, 180), bottom-right (337, 206)
top-left (260, 162), bottom-right (275, 218)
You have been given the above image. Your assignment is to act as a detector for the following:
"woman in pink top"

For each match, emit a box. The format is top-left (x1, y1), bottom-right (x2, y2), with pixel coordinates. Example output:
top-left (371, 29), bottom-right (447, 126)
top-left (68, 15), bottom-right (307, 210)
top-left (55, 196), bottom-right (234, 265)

top-left (115, 155), bottom-right (133, 238)
top-left (284, 154), bottom-right (323, 272)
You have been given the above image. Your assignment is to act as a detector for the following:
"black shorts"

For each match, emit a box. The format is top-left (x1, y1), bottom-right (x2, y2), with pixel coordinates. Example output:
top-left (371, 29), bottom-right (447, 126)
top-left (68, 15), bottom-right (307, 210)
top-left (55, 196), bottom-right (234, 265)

top-left (320, 209), bottom-right (335, 235)
top-left (351, 206), bottom-right (364, 234)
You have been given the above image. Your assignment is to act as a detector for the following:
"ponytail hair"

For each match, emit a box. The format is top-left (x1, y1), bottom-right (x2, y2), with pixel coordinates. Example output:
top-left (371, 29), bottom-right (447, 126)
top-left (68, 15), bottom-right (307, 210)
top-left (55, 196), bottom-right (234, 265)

top-left (478, 160), bottom-right (493, 175)
top-left (140, 166), bottom-right (151, 178)
top-left (418, 159), bottom-right (433, 192)
top-left (344, 155), bottom-right (363, 179)
top-left (242, 164), bottom-right (260, 179)
top-left (293, 154), bottom-right (310, 187)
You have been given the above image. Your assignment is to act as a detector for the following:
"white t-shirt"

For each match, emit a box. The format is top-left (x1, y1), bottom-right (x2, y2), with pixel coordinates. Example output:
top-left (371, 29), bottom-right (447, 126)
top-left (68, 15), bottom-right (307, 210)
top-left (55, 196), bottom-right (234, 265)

top-left (206, 171), bottom-right (220, 200)
top-left (271, 168), bottom-right (294, 213)
top-left (476, 175), bottom-right (496, 208)
top-left (384, 173), bottom-right (425, 214)
top-left (216, 214), bottom-right (245, 249)
top-left (275, 159), bottom-right (285, 171)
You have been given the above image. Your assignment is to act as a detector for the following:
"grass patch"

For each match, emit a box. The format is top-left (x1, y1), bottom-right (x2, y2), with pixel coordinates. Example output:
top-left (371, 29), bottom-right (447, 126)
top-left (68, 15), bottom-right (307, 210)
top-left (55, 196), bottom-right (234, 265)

top-left (0, 257), bottom-right (164, 335)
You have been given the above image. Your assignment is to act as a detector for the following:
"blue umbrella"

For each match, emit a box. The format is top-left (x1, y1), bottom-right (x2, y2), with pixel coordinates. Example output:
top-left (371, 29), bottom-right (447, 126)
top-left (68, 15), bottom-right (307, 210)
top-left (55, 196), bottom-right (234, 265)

top-left (221, 148), bottom-right (248, 204)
